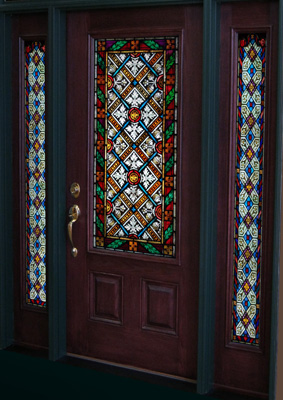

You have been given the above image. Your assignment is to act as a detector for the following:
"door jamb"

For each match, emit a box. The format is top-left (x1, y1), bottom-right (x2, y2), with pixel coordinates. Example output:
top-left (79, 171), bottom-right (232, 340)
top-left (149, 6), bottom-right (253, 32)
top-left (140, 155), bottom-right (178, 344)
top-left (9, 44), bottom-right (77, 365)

top-left (0, 12), bottom-right (13, 350)
top-left (269, 1), bottom-right (283, 399)
top-left (47, 6), bottom-right (67, 361)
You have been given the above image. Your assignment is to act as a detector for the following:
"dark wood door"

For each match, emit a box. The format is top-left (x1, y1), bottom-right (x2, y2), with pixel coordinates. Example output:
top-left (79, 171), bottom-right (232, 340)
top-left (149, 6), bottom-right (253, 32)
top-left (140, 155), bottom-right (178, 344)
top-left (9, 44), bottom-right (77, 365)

top-left (66, 6), bottom-right (202, 379)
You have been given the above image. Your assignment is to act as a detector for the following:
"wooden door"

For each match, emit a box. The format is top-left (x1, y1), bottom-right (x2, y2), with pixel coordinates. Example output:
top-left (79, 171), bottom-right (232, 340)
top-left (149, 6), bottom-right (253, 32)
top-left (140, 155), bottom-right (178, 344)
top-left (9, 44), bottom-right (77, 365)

top-left (66, 5), bottom-right (202, 379)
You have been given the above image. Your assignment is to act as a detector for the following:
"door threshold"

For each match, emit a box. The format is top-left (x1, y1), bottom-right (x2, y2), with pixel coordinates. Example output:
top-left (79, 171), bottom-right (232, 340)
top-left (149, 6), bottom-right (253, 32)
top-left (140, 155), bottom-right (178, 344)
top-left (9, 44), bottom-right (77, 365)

top-left (60, 352), bottom-right (197, 392)
top-left (61, 353), bottom-right (265, 399)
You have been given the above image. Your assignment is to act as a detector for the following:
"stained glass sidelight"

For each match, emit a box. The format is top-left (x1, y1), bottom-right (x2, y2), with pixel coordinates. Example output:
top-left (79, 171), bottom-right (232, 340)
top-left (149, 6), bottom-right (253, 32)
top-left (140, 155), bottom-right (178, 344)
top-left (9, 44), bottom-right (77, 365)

top-left (93, 37), bottom-right (178, 257)
top-left (232, 34), bottom-right (266, 344)
top-left (25, 42), bottom-right (46, 307)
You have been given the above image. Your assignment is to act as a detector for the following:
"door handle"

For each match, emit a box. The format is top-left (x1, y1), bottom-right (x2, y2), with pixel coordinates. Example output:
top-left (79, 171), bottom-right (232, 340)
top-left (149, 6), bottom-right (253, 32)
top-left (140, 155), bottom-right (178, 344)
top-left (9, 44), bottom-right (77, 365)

top-left (68, 204), bottom-right (80, 257)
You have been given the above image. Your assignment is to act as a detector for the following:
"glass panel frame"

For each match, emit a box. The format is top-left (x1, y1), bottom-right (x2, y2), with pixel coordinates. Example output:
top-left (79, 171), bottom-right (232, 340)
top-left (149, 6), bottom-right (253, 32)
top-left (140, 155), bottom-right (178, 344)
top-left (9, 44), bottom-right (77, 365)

top-left (25, 40), bottom-right (47, 307)
top-left (93, 37), bottom-right (179, 258)
top-left (232, 33), bottom-right (266, 345)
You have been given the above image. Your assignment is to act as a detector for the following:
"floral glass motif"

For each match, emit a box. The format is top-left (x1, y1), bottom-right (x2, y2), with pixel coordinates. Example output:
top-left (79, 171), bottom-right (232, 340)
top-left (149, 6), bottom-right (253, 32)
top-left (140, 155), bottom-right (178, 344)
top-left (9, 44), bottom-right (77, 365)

top-left (25, 42), bottom-right (46, 307)
top-left (94, 37), bottom-right (178, 257)
top-left (232, 34), bottom-right (266, 345)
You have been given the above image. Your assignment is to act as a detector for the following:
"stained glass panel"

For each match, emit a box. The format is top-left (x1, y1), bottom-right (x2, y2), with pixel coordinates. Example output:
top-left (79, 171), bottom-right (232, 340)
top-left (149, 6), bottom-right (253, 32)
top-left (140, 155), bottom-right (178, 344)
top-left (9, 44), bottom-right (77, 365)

top-left (25, 41), bottom-right (46, 307)
top-left (93, 37), bottom-right (178, 257)
top-left (232, 34), bottom-right (266, 345)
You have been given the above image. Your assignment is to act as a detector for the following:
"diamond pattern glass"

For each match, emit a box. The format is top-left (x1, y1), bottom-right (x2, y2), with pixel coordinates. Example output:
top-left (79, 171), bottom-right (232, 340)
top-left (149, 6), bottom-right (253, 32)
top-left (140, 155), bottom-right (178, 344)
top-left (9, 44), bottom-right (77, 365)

top-left (93, 38), bottom-right (178, 257)
top-left (232, 34), bottom-right (266, 345)
top-left (25, 42), bottom-right (46, 307)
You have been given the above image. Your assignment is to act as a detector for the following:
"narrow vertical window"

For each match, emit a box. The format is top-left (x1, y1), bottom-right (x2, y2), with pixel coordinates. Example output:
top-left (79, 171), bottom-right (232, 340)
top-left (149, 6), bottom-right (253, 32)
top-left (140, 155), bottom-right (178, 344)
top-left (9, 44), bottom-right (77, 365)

top-left (25, 41), bottom-right (46, 307)
top-left (232, 34), bottom-right (266, 345)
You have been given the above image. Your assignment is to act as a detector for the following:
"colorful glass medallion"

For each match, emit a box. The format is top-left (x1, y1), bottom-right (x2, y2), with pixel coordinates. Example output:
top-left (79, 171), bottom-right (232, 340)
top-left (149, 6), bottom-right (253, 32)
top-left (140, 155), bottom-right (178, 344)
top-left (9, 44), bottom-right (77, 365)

top-left (25, 42), bottom-right (46, 307)
top-left (232, 34), bottom-right (266, 345)
top-left (94, 37), bottom-right (178, 257)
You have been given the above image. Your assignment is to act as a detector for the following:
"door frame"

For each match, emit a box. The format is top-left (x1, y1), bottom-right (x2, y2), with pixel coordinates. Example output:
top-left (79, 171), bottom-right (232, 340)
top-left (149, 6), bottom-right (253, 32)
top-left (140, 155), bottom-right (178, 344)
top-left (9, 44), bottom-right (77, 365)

top-left (0, 0), bottom-right (282, 398)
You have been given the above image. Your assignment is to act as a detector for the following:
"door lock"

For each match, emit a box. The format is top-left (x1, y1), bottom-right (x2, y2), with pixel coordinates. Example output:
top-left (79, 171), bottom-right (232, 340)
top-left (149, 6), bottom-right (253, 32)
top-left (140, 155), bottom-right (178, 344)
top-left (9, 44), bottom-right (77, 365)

top-left (70, 182), bottom-right (80, 198)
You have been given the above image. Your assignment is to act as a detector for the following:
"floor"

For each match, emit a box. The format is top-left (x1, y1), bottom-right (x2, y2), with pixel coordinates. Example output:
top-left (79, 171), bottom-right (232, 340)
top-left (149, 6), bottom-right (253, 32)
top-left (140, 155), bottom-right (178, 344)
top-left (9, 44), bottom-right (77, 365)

top-left (0, 348), bottom-right (260, 400)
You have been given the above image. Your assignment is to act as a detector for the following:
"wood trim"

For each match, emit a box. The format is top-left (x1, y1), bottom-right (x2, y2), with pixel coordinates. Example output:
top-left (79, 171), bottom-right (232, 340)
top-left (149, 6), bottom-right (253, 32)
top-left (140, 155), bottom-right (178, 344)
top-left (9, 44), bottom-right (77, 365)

top-left (87, 34), bottom-right (94, 261)
top-left (0, 0), bottom-right (275, 13)
top-left (0, 13), bottom-right (13, 349)
top-left (0, 0), bottom-right (203, 13)
top-left (271, 1), bottom-right (283, 399)
top-left (197, 0), bottom-right (220, 394)
top-left (66, 352), bottom-right (196, 383)
top-left (47, 7), bottom-right (67, 360)
top-left (214, 383), bottom-right (269, 399)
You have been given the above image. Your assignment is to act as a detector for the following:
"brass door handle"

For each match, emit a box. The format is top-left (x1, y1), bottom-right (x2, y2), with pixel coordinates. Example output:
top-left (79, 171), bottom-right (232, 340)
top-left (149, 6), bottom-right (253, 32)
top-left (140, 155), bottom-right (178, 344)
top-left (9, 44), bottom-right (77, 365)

top-left (68, 204), bottom-right (80, 257)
